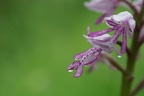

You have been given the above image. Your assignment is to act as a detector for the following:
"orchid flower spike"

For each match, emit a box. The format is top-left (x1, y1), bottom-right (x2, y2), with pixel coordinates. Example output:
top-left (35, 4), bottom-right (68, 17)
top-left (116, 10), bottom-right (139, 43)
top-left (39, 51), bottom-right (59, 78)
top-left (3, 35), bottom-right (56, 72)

top-left (68, 27), bottom-right (118, 78)
top-left (88, 11), bottom-right (136, 55)
top-left (84, 0), bottom-right (119, 24)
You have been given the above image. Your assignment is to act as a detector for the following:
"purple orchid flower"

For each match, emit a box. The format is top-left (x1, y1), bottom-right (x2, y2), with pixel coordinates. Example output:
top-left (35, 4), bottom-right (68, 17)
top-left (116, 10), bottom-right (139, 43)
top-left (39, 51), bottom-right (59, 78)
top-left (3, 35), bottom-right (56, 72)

top-left (88, 11), bottom-right (136, 55)
top-left (68, 27), bottom-right (118, 78)
top-left (68, 47), bottom-right (102, 78)
top-left (84, 0), bottom-right (119, 24)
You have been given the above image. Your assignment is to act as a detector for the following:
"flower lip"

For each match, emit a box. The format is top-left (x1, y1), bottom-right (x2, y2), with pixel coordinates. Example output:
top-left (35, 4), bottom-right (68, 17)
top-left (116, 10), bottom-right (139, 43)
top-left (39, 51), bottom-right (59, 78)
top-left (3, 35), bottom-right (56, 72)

top-left (68, 47), bottom-right (103, 78)
top-left (74, 67), bottom-right (83, 78)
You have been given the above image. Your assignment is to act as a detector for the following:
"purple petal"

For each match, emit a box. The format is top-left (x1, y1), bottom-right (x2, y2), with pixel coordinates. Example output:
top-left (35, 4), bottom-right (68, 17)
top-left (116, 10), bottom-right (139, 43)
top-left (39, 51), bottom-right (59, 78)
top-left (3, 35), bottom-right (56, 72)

top-left (111, 29), bottom-right (122, 43)
top-left (68, 62), bottom-right (78, 71)
top-left (74, 67), bottom-right (83, 78)
top-left (121, 28), bottom-right (127, 54)
top-left (105, 19), bottom-right (119, 27)
top-left (88, 28), bottom-right (114, 37)
top-left (84, 49), bottom-right (102, 65)
top-left (84, 34), bottom-right (114, 53)
top-left (128, 19), bottom-right (135, 32)
top-left (127, 19), bottom-right (136, 38)
top-left (84, 0), bottom-right (117, 13)
top-left (74, 52), bottom-right (87, 60)
top-left (85, 33), bottom-right (111, 41)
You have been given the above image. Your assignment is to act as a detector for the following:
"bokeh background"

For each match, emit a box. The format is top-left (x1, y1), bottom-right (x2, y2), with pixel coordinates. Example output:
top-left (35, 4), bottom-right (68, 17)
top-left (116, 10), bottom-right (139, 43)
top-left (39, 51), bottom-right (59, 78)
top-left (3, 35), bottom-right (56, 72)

top-left (0, 0), bottom-right (143, 96)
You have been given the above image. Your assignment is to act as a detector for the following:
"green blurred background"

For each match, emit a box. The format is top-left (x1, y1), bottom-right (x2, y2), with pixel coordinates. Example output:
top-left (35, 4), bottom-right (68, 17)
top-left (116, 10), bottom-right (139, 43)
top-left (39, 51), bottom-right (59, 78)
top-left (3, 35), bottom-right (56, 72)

top-left (0, 0), bottom-right (143, 96)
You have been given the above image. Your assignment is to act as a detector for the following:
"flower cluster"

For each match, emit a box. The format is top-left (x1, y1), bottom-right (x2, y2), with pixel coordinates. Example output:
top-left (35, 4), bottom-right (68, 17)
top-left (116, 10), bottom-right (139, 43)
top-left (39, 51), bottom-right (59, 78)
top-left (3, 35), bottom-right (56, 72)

top-left (68, 27), bottom-right (116, 78)
top-left (67, 0), bottom-right (144, 78)
top-left (68, 11), bottom-right (136, 78)
top-left (86, 11), bottom-right (135, 56)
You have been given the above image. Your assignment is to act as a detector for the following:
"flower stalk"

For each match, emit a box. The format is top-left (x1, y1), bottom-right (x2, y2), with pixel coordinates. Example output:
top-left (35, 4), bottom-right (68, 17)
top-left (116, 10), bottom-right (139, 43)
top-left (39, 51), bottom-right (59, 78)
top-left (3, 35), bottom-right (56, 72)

top-left (101, 53), bottom-right (126, 74)
top-left (130, 79), bottom-right (144, 96)
top-left (122, 0), bottom-right (138, 15)
top-left (120, 1), bottom-right (144, 96)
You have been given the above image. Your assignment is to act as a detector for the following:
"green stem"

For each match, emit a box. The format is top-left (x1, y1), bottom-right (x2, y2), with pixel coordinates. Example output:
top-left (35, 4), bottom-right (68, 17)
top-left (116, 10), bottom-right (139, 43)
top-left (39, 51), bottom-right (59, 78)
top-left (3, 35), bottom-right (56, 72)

top-left (101, 53), bottom-right (126, 74)
top-left (122, 0), bottom-right (138, 15)
top-left (120, 1), bottom-right (144, 96)
top-left (120, 31), bottom-right (140, 96)
top-left (130, 79), bottom-right (144, 96)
